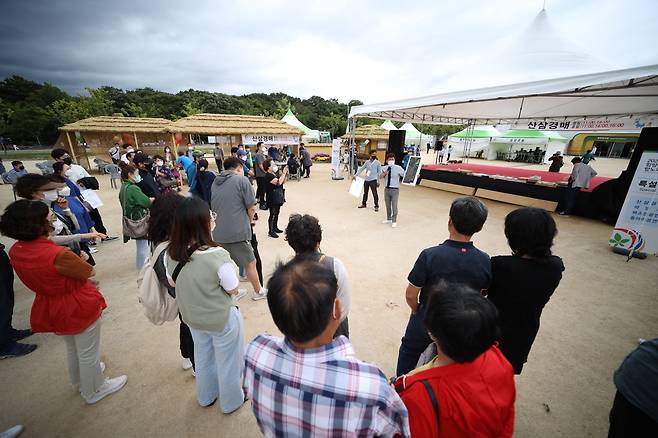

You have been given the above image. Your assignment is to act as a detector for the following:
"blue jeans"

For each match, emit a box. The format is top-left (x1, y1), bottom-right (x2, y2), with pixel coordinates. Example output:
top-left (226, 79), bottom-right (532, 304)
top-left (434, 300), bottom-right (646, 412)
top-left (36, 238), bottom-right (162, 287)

top-left (190, 307), bottom-right (245, 413)
top-left (135, 239), bottom-right (149, 270)
top-left (396, 305), bottom-right (432, 376)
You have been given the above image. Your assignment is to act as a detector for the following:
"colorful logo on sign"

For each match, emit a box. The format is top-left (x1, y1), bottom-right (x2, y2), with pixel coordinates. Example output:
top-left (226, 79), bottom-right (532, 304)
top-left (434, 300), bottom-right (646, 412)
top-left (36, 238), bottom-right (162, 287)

top-left (609, 228), bottom-right (645, 251)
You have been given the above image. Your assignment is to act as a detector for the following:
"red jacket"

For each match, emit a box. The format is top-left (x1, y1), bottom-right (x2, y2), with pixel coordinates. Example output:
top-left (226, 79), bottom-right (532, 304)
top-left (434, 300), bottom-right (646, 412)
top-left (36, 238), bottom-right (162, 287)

top-left (9, 238), bottom-right (106, 335)
top-left (395, 346), bottom-right (515, 438)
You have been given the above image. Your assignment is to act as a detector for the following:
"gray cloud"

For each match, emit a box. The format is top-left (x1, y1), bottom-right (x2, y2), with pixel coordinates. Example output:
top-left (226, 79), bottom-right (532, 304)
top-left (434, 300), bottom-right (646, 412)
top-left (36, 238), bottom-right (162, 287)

top-left (1, 0), bottom-right (656, 103)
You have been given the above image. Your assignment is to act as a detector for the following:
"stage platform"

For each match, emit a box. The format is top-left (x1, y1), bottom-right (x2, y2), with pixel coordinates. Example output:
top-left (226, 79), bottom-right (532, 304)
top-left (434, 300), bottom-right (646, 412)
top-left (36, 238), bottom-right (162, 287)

top-left (422, 163), bottom-right (611, 193)
top-left (418, 163), bottom-right (613, 214)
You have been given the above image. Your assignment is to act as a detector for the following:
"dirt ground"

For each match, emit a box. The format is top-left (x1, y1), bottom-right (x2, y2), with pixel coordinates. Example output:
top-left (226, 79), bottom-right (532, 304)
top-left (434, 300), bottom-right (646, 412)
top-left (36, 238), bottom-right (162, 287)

top-left (1, 157), bottom-right (656, 437)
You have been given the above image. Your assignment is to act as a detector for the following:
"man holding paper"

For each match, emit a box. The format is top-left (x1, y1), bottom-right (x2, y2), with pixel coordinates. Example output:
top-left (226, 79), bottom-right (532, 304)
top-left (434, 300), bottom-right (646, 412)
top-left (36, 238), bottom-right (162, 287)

top-left (353, 153), bottom-right (381, 212)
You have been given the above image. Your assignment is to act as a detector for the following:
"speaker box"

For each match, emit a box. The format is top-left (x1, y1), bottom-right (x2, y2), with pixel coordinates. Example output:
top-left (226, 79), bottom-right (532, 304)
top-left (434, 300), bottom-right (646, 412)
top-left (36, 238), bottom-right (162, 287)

top-left (388, 130), bottom-right (406, 165)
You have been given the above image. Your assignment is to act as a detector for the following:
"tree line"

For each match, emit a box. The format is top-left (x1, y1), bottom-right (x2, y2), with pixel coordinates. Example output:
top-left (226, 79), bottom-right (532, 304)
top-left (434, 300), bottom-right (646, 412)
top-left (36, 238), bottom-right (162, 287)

top-left (0, 75), bottom-right (461, 146)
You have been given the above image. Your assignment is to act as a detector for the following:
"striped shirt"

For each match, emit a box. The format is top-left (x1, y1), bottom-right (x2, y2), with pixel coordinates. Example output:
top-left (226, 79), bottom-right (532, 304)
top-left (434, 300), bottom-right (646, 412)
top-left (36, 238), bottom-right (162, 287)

top-left (244, 334), bottom-right (411, 438)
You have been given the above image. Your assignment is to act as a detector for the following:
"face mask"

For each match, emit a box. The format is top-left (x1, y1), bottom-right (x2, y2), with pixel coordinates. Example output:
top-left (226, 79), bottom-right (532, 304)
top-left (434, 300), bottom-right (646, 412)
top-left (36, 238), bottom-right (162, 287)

top-left (240, 155), bottom-right (247, 161)
top-left (370, 156), bottom-right (376, 161)
top-left (262, 148), bottom-right (267, 153)
top-left (188, 146), bottom-right (193, 150)
top-left (272, 165), bottom-right (279, 173)
top-left (58, 187), bottom-right (71, 197)
top-left (18, 165), bottom-right (25, 171)
top-left (133, 174), bottom-right (143, 183)
top-left (63, 157), bottom-right (73, 166)
top-left (43, 190), bottom-right (58, 202)
top-left (387, 160), bottom-right (395, 166)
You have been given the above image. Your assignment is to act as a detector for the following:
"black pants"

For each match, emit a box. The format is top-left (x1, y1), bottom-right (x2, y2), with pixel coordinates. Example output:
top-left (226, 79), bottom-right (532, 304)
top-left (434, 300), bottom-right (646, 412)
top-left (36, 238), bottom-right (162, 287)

top-left (303, 166), bottom-right (311, 177)
top-left (361, 180), bottom-right (379, 208)
top-left (255, 177), bottom-right (266, 206)
top-left (87, 208), bottom-right (107, 235)
top-left (251, 229), bottom-right (264, 285)
top-left (178, 313), bottom-right (195, 370)
top-left (268, 205), bottom-right (281, 233)
top-left (396, 305), bottom-right (432, 376)
top-left (562, 187), bottom-right (581, 214)
top-left (0, 247), bottom-right (16, 351)
top-left (214, 158), bottom-right (223, 172)
top-left (608, 391), bottom-right (658, 437)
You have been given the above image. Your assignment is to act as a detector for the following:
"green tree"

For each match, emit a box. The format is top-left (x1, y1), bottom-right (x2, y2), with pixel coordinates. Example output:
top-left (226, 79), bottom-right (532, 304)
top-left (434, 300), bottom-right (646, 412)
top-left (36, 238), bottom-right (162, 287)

top-left (50, 87), bottom-right (113, 125)
top-left (181, 101), bottom-right (203, 117)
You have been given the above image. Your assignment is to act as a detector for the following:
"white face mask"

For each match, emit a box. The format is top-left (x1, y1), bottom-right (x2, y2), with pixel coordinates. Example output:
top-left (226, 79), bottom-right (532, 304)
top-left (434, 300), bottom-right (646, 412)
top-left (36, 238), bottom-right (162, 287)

top-left (272, 165), bottom-right (279, 173)
top-left (262, 148), bottom-right (267, 153)
top-left (387, 160), bottom-right (395, 166)
top-left (240, 155), bottom-right (247, 161)
top-left (58, 187), bottom-right (71, 197)
top-left (43, 190), bottom-right (58, 202)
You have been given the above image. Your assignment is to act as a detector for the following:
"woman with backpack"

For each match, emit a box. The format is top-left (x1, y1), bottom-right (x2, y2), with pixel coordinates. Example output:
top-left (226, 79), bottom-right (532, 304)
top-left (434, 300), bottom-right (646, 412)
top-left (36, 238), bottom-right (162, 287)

top-left (263, 159), bottom-right (288, 238)
top-left (165, 197), bottom-right (246, 413)
top-left (145, 193), bottom-right (195, 373)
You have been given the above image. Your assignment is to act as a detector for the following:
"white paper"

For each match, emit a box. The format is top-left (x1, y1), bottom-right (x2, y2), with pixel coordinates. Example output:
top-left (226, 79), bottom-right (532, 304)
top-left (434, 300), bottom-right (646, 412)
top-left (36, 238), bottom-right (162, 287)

top-left (349, 177), bottom-right (364, 198)
top-left (81, 189), bottom-right (104, 209)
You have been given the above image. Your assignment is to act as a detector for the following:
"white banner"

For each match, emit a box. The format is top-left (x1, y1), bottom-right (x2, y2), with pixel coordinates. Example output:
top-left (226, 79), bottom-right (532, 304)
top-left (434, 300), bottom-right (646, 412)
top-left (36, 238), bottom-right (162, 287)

top-left (331, 139), bottom-right (341, 177)
top-left (610, 151), bottom-right (658, 256)
top-left (241, 134), bottom-right (300, 145)
top-left (511, 116), bottom-right (658, 131)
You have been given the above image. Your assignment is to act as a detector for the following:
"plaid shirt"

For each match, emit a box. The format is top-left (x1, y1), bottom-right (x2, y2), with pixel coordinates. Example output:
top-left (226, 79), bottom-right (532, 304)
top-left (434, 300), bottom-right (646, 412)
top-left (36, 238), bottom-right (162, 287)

top-left (244, 334), bottom-right (410, 438)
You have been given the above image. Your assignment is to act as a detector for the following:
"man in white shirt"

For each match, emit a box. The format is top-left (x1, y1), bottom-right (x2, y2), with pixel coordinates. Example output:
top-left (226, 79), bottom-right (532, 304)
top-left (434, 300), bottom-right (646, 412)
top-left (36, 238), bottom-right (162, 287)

top-left (559, 156), bottom-right (598, 215)
top-left (50, 148), bottom-right (90, 183)
top-left (108, 138), bottom-right (121, 164)
top-left (120, 144), bottom-right (135, 164)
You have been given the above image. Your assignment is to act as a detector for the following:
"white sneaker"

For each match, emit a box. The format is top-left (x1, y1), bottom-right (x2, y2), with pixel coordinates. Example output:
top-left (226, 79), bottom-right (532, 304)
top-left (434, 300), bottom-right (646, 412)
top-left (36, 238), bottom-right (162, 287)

top-left (192, 369), bottom-right (196, 378)
top-left (233, 288), bottom-right (247, 302)
top-left (84, 375), bottom-right (127, 405)
top-left (88, 247), bottom-right (98, 254)
top-left (392, 222), bottom-right (397, 228)
top-left (382, 220), bottom-right (392, 224)
top-left (181, 358), bottom-right (193, 370)
top-left (252, 287), bottom-right (268, 301)
top-left (0, 425), bottom-right (24, 438)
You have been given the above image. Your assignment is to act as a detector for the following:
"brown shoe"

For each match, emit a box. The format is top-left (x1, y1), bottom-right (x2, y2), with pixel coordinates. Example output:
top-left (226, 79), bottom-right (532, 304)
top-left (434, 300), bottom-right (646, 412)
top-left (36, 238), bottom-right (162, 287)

top-left (358, 205), bottom-right (366, 208)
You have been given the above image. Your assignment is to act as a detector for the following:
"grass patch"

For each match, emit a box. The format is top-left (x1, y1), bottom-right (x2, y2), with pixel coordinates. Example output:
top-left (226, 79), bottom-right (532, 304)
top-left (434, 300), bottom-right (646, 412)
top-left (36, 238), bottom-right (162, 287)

top-left (1, 149), bottom-right (54, 161)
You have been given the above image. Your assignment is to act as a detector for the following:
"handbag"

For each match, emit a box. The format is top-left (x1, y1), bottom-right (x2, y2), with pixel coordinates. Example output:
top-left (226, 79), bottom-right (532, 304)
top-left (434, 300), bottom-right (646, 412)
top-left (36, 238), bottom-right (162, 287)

top-left (120, 187), bottom-right (150, 239)
top-left (157, 176), bottom-right (178, 188)
top-left (271, 185), bottom-right (286, 205)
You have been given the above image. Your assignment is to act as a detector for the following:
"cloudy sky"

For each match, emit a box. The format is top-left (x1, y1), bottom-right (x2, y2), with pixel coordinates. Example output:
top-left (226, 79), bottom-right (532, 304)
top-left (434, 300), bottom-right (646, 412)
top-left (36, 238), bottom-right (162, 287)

top-left (1, 0), bottom-right (657, 104)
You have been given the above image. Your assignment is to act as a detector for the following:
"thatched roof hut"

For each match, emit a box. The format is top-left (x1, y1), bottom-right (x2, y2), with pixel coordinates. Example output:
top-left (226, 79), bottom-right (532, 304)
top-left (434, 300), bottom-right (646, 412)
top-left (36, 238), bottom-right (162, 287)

top-left (344, 124), bottom-right (390, 161)
top-left (55, 115), bottom-right (174, 170)
top-left (170, 114), bottom-right (304, 136)
top-left (59, 115), bottom-right (171, 133)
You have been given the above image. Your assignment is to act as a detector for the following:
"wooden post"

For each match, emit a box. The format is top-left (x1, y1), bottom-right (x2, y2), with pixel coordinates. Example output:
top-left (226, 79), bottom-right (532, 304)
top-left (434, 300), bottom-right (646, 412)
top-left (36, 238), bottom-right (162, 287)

top-left (171, 133), bottom-right (177, 155)
top-left (65, 131), bottom-right (76, 162)
top-left (133, 132), bottom-right (139, 148)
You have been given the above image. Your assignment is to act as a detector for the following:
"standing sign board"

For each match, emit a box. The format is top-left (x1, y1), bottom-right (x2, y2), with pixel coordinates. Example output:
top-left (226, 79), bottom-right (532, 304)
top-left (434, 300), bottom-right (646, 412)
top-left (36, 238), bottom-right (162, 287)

top-left (402, 156), bottom-right (422, 186)
top-left (609, 128), bottom-right (658, 256)
top-left (331, 139), bottom-right (341, 178)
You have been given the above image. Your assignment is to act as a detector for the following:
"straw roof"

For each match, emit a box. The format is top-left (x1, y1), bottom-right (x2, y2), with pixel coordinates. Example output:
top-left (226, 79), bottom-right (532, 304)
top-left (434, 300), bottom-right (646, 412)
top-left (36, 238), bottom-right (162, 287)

top-left (170, 114), bottom-right (304, 135)
top-left (347, 124), bottom-right (390, 140)
top-left (59, 116), bottom-right (171, 133)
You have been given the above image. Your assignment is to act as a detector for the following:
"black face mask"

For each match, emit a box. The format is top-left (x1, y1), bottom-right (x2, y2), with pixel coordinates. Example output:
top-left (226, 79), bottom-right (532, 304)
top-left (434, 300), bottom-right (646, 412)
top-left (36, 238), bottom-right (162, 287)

top-left (18, 165), bottom-right (25, 170)
top-left (63, 157), bottom-right (73, 166)
top-left (370, 156), bottom-right (376, 161)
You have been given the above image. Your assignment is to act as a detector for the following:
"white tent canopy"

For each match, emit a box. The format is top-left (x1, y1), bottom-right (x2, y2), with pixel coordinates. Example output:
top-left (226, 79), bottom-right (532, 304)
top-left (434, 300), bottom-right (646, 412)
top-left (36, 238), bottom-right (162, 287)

top-left (281, 109), bottom-right (320, 141)
top-left (380, 120), bottom-right (397, 130)
top-left (349, 64), bottom-right (658, 125)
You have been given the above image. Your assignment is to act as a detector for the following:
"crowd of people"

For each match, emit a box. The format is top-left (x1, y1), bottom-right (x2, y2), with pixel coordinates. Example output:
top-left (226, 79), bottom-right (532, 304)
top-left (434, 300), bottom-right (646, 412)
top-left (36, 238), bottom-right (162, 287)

top-left (1, 141), bottom-right (656, 438)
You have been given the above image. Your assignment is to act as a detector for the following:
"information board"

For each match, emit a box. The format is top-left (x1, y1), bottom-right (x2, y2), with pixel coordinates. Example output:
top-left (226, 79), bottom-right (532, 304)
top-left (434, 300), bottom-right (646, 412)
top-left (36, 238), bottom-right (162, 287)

top-left (402, 156), bottom-right (422, 186)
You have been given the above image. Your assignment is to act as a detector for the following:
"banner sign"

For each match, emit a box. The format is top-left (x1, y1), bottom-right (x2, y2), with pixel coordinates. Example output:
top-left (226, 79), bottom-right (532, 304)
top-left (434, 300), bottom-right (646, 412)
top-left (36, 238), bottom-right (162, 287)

top-left (241, 134), bottom-right (300, 145)
top-left (511, 117), bottom-right (658, 131)
top-left (610, 150), bottom-right (658, 256)
top-left (331, 139), bottom-right (341, 177)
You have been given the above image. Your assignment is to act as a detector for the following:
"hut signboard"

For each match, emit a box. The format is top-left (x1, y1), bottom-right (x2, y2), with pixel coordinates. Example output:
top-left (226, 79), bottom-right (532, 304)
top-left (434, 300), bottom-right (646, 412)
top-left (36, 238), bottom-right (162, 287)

top-left (241, 134), bottom-right (300, 145)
